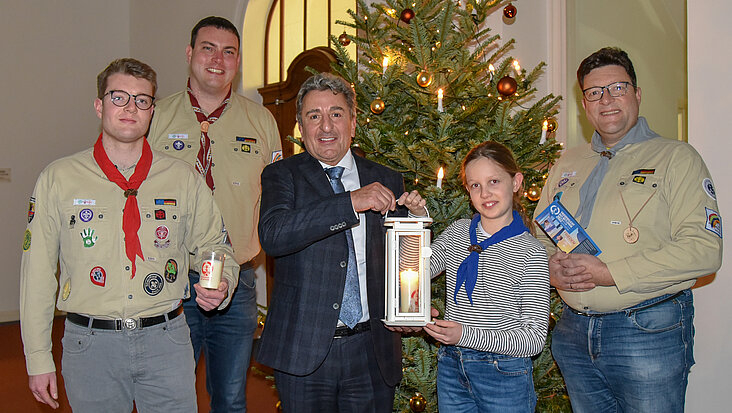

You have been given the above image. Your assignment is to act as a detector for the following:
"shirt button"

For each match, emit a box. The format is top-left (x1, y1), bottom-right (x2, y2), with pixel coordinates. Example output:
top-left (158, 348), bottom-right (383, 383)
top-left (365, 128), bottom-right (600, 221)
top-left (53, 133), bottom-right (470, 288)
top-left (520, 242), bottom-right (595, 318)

top-left (125, 266), bottom-right (130, 271)
top-left (333, 303), bottom-right (340, 310)
top-left (128, 295), bottom-right (133, 299)
top-left (340, 261), bottom-right (347, 268)
top-left (146, 213), bottom-right (151, 218)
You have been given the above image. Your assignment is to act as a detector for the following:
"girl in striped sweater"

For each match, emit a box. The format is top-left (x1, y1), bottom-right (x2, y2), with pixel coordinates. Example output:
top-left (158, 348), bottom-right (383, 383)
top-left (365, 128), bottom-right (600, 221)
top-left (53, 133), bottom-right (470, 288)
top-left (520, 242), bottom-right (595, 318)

top-left (424, 141), bottom-right (550, 412)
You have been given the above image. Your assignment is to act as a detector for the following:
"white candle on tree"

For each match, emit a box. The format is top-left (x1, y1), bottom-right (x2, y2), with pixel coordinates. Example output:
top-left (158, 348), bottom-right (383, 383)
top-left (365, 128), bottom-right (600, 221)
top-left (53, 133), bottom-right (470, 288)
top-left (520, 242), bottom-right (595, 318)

top-left (540, 120), bottom-right (548, 144)
top-left (436, 166), bottom-right (444, 188)
top-left (437, 88), bottom-right (444, 112)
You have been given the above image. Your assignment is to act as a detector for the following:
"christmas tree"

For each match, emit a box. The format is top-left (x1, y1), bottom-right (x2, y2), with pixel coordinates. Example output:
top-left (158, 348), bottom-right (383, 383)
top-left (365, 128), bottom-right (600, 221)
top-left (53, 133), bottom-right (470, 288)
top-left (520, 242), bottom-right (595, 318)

top-left (327, 0), bottom-right (570, 411)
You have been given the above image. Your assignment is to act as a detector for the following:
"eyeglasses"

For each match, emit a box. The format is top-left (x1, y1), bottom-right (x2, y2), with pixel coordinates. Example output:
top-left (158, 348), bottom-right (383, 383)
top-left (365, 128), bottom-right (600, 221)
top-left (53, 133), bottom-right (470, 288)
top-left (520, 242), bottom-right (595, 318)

top-left (104, 90), bottom-right (155, 110)
top-left (582, 81), bottom-right (635, 102)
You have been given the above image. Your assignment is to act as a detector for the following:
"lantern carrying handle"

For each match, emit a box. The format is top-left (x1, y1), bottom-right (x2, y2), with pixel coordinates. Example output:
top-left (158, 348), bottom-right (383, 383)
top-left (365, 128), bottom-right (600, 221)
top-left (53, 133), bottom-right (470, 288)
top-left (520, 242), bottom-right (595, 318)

top-left (385, 206), bottom-right (430, 220)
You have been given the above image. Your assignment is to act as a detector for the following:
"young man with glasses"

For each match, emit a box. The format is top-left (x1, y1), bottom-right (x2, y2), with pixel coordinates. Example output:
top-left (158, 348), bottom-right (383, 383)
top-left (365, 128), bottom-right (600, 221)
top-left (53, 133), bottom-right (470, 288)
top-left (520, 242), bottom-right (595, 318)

top-left (147, 16), bottom-right (281, 413)
top-left (534, 47), bottom-right (723, 412)
top-left (20, 58), bottom-right (238, 412)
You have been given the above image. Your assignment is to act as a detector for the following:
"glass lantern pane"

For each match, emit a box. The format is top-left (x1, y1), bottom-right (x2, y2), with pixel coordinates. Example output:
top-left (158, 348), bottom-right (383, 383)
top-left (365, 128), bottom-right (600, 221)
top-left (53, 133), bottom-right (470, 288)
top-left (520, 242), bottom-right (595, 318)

top-left (398, 234), bottom-right (422, 313)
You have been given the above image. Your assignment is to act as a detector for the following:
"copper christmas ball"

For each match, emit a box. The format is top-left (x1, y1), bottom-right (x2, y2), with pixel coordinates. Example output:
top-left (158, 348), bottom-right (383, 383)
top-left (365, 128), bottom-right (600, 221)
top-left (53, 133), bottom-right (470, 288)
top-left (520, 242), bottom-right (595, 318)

top-left (338, 31), bottom-right (351, 46)
top-left (546, 118), bottom-right (558, 133)
top-left (503, 3), bottom-right (517, 19)
top-left (370, 97), bottom-right (385, 114)
top-left (400, 8), bottom-right (415, 24)
top-left (409, 392), bottom-right (427, 412)
top-left (416, 70), bottom-right (433, 87)
top-left (497, 76), bottom-right (518, 96)
top-left (526, 185), bottom-right (541, 202)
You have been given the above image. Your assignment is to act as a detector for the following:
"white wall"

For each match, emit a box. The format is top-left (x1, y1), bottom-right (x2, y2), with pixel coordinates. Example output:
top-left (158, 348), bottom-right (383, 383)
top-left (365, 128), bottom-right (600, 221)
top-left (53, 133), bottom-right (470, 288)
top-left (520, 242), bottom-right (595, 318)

top-left (685, 1), bottom-right (731, 410)
top-left (0, 0), bottom-right (131, 321)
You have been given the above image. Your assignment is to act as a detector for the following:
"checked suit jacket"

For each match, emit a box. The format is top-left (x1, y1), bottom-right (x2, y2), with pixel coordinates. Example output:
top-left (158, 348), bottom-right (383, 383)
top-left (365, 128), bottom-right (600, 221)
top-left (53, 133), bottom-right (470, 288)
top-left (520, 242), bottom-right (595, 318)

top-left (257, 151), bottom-right (404, 386)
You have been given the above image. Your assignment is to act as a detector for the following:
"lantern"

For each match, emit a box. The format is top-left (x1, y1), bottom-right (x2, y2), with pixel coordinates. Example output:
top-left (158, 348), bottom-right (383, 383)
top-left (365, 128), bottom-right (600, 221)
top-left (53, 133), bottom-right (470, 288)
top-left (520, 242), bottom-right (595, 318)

top-left (383, 216), bottom-right (433, 326)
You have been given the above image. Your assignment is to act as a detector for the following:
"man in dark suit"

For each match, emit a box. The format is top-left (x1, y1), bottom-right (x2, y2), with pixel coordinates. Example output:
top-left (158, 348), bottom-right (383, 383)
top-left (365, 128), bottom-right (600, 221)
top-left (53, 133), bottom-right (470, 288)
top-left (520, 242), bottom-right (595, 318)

top-left (257, 72), bottom-right (426, 412)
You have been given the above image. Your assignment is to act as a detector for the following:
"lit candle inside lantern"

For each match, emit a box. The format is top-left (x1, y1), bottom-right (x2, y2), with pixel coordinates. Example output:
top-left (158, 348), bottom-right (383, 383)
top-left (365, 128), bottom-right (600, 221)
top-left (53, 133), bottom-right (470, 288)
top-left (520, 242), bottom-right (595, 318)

top-left (436, 166), bottom-right (444, 188)
top-left (513, 60), bottom-right (521, 76)
top-left (382, 56), bottom-right (389, 75)
top-left (399, 269), bottom-right (420, 312)
top-left (540, 120), bottom-right (548, 144)
top-left (488, 63), bottom-right (495, 80)
top-left (437, 88), bottom-right (444, 112)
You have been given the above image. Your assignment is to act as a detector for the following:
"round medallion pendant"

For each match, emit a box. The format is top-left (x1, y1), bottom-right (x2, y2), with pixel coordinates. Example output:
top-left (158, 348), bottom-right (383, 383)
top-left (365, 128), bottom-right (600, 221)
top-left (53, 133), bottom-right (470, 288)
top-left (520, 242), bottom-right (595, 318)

top-left (623, 226), bottom-right (639, 244)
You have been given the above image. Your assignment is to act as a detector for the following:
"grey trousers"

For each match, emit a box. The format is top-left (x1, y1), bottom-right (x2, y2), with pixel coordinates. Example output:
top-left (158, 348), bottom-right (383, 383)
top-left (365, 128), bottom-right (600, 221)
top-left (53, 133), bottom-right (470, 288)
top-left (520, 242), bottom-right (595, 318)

top-left (61, 312), bottom-right (197, 413)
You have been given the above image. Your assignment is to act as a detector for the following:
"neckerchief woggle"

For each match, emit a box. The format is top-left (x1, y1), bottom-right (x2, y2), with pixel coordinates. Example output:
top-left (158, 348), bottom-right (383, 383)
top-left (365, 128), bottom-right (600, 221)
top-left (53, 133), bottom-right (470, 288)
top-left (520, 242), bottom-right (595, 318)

top-left (92, 134), bottom-right (152, 278)
top-left (454, 210), bottom-right (528, 305)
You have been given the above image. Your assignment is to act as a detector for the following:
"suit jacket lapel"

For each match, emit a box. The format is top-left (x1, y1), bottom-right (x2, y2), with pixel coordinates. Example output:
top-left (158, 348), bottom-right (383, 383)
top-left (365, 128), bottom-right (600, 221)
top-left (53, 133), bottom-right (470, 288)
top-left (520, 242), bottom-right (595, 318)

top-left (298, 152), bottom-right (334, 198)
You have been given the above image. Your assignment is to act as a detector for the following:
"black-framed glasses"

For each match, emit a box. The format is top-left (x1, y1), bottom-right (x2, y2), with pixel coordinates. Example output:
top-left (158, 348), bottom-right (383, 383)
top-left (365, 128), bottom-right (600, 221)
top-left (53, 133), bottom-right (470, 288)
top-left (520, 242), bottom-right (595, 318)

top-left (104, 90), bottom-right (155, 110)
top-left (582, 81), bottom-right (635, 102)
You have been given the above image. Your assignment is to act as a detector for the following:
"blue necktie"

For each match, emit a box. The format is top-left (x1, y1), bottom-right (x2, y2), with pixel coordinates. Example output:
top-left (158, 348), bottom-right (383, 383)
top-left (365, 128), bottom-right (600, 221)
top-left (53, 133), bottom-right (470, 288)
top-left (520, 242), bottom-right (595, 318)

top-left (325, 167), bottom-right (362, 328)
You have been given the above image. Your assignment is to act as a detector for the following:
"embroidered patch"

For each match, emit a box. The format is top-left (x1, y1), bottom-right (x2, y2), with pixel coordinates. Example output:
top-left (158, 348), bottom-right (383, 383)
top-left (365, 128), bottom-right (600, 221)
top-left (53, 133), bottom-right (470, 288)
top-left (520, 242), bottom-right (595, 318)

top-left (558, 177), bottom-right (569, 188)
top-left (62, 279), bottom-right (71, 301)
top-left (241, 144), bottom-right (251, 153)
top-left (610, 220), bottom-right (622, 225)
top-left (143, 273), bottom-right (164, 296)
top-left (27, 197), bottom-right (35, 223)
top-left (22, 229), bottom-right (31, 251)
top-left (80, 228), bottom-right (98, 248)
top-left (705, 208), bottom-right (722, 238)
top-left (632, 176), bottom-right (646, 184)
top-left (73, 199), bottom-right (95, 206)
top-left (90, 266), bottom-right (106, 287)
top-left (172, 140), bottom-right (185, 151)
top-left (154, 225), bottom-right (170, 248)
top-left (702, 178), bottom-right (716, 201)
top-left (168, 133), bottom-right (188, 140)
top-left (154, 209), bottom-right (166, 220)
top-left (632, 169), bottom-right (655, 175)
top-left (561, 171), bottom-right (576, 178)
top-left (79, 208), bottom-right (94, 222)
top-left (271, 150), bottom-right (283, 163)
top-left (236, 136), bottom-right (257, 143)
top-left (164, 259), bottom-right (178, 283)
top-left (155, 199), bottom-right (177, 206)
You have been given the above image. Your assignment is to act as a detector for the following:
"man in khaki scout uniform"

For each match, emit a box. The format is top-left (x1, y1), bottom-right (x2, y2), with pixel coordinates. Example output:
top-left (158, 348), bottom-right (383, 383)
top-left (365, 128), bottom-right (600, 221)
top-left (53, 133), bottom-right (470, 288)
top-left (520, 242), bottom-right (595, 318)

top-left (147, 16), bottom-right (281, 413)
top-left (535, 47), bottom-right (723, 412)
top-left (20, 58), bottom-right (238, 412)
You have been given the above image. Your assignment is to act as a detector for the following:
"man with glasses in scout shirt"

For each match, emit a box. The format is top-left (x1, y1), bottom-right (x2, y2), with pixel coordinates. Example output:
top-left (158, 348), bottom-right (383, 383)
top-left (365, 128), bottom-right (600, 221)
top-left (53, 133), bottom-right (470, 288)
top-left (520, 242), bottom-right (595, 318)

top-left (20, 58), bottom-right (237, 412)
top-left (148, 16), bottom-right (281, 412)
top-left (534, 47), bottom-right (723, 412)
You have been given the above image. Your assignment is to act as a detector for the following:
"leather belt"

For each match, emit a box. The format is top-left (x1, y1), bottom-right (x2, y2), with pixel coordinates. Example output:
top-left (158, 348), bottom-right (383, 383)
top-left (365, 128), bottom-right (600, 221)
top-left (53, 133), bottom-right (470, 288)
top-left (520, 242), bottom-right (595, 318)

top-left (567, 291), bottom-right (685, 317)
top-left (334, 321), bottom-right (370, 338)
top-left (67, 306), bottom-right (183, 331)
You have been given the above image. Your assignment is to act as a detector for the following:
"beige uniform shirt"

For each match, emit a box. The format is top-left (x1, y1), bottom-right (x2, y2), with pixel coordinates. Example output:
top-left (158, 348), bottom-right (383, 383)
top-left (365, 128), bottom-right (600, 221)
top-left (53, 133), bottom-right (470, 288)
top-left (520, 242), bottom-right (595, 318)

top-left (20, 148), bottom-right (238, 375)
top-left (148, 91), bottom-right (282, 264)
top-left (535, 136), bottom-right (723, 312)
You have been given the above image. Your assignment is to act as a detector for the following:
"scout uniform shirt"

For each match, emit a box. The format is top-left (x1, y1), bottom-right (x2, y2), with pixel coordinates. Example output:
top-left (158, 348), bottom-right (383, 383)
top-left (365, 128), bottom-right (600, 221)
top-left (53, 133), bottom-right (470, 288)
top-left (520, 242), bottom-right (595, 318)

top-left (535, 136), bottom-right (723, 313)
top-left (148, 91), bottom-right (282, 265)
top-left (20, 148), bottom-right (238, 375)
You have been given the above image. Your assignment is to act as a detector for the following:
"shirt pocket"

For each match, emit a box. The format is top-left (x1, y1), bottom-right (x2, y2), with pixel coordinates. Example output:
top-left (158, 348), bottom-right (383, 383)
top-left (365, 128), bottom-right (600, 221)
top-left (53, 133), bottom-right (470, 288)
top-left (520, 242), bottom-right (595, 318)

top-left (160, 136), bottom-right (196, 154)
top-left (230, 140), bottom-right (264, 160)
top-left (62, 206), bottom-right (112, 260)
top-left (616, 174), bottom-right (664, 223)
top-left (141, 206), bottom-right (184, 251)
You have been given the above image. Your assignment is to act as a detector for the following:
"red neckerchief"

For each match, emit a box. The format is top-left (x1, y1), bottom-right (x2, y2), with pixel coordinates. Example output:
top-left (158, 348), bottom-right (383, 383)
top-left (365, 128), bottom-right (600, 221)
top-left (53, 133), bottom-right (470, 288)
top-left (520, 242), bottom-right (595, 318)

top-left (186, 79), bottom-right (231, 190)
top-left (92, 133), bottom-right (152, 278)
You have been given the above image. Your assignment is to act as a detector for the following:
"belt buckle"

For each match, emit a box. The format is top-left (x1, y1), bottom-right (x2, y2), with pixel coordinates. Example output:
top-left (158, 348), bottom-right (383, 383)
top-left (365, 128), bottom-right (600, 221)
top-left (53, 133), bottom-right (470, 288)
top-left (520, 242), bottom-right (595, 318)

top-left (123, 318), bottom-right (138, 330)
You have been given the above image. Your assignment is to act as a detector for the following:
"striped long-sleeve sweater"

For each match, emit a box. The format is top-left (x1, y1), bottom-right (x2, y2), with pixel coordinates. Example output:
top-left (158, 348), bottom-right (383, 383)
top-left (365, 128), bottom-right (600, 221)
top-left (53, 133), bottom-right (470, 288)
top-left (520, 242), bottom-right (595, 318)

top-left (431, 218), bottom-right (550, 357)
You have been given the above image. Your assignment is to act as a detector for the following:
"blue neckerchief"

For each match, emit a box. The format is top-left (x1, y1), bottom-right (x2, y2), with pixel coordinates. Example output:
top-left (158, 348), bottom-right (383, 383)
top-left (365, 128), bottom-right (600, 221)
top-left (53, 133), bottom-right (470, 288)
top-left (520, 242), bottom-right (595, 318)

top-left (454, 210), bottom-right (528, 305)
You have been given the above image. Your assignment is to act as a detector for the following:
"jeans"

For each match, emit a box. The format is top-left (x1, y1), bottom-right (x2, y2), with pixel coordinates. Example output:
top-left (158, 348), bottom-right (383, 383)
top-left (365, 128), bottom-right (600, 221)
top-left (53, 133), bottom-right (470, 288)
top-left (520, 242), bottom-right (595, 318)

top-left (185, 265), bottom-right (258, 413)
top-left (61, 313), bottom-right (197, 413)
top-left (552, 289), bottom-right (694, 413)
top-left (437, 346), bottom-right (536, 413)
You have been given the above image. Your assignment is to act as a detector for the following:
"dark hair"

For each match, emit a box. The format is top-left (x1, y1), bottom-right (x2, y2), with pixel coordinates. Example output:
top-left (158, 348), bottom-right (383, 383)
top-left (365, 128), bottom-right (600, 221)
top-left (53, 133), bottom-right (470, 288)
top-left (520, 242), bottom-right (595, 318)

top-left (577, 47), bottom-right (636, 89)
top-left (296, 73), bottom-right (356, 125)
top-left (190, 16), bottom-right (240, 48)
top-left (96, 58), bottom-right (157, 99)
top-left (460, 141), bottom-right (534, 234)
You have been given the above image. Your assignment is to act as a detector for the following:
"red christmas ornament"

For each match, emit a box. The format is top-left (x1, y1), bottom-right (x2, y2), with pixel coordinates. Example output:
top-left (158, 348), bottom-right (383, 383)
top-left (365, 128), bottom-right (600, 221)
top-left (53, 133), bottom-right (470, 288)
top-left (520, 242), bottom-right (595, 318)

top-left (497, 76), bottom-right (518, 96)
top-left (503, 3), bottom-right (517, 19)
top-left (400, 8), bottom-right (415, 24)
top-left (338, 32), bottom-right (351, 46)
